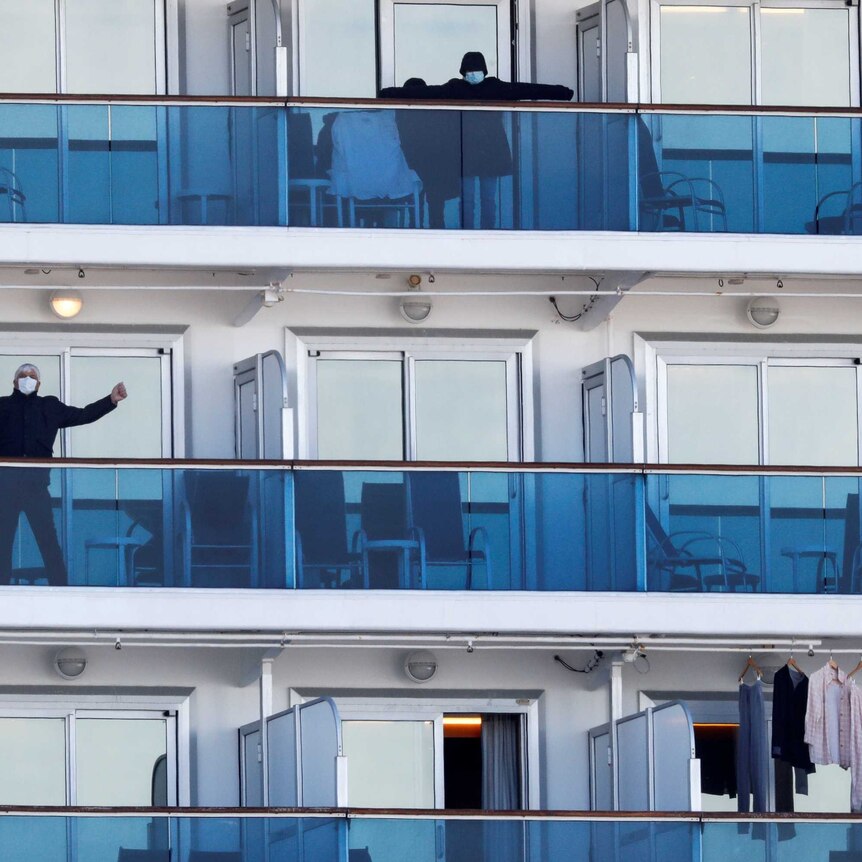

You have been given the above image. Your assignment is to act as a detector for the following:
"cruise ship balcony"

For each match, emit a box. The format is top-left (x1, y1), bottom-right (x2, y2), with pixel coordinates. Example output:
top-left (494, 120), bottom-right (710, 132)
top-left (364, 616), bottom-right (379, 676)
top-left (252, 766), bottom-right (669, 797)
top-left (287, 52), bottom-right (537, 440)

top-left (3, 810), bottom-right (861, 862)
top-left (2, 98), bottom-right (861, 235)
top-left (6, 460), bottom-right (862, 598)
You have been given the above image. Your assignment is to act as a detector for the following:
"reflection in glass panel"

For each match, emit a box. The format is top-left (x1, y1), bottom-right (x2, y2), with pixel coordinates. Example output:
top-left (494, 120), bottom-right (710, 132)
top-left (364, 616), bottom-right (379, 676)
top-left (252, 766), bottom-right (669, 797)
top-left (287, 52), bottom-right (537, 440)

top-left (76, 718), bottom-right (167, 806)
top-left (0, 718), bottom-right (66, 805)
top-left (414, 361), bottom-right (508, 461)
top-left (299, 0), bottom-right (376, 97)
top-left (0, 0), bottom-right (56, 93)
top-left (316, 360), bottom-right (404, 459)
top-left (761, 8), bottom-right (850, 107)
top-left (659, 6), bottom-right (752, 104)
top-left (767, 366), bottom-right (858, 466)
top-left (69, 356), bottom-right (164, 458)
top-left (394, 4), bottom-right (498, 86)
top-left (64, 0), bottom-right (158, 95)
top-left (666, 365), bottom-right (759, 464)
top-left (342, 720), bottom-right (435, 808)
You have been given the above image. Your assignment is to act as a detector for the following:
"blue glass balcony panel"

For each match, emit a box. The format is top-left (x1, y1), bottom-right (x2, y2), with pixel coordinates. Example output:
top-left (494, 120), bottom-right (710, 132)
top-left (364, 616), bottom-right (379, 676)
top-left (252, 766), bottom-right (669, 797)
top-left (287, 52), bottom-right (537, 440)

top-left (8, 814), bottom-right (862, 862)
top-left (5, 464), bottom-right (862, 592)
top-left (1, 101), bottom-right (861, 233)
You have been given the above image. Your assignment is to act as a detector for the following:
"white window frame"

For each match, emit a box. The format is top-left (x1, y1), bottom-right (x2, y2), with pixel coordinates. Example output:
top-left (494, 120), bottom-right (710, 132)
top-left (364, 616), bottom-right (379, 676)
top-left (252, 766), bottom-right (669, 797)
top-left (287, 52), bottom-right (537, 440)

top-left (648, 0), bottom-right (860, 105)
top-left (288, 329), bottom-right (535, 461)
top-left (0, 328), bottom-right (185, 457)
top-left (377, 0), bottom-right (514, 89)
top-left (0, 691), bottom-right (191, 806)
top-left (636, 334), bottom-right (862, 465)
top-left (333, 695), bottom-right (541, 810)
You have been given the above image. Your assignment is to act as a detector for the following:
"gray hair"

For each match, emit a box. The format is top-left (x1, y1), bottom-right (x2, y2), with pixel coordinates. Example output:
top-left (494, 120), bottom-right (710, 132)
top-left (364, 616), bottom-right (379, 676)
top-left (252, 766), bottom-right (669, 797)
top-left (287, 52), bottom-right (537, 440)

top-left (14, 363), bottom-right (40, 381)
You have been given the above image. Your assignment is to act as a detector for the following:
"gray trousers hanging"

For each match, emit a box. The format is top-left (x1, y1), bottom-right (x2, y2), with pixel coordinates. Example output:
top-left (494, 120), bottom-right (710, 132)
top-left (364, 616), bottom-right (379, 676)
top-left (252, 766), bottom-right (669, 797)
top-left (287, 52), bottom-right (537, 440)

top-left (738, 681), bottom-right (769, 813)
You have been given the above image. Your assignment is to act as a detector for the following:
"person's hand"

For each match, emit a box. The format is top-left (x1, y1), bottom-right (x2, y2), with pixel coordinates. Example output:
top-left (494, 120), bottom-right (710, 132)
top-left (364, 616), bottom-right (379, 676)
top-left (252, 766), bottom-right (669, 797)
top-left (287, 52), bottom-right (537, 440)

top-left (110, 382), bottom-right (128, 404)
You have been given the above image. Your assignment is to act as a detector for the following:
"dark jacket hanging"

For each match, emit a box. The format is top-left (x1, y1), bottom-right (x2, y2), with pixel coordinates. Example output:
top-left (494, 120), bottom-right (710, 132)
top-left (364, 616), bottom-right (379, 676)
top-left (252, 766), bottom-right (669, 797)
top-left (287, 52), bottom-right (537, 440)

top-left (772, 664), bottom-right (816, 772)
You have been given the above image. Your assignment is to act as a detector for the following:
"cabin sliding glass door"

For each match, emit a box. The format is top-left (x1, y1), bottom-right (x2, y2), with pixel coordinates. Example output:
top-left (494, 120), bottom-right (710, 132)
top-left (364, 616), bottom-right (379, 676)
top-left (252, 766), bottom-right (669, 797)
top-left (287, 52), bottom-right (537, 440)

top-left (0, 0), bottom-right (166, 94)
top-left (651, 0), bottom-right (859, 106)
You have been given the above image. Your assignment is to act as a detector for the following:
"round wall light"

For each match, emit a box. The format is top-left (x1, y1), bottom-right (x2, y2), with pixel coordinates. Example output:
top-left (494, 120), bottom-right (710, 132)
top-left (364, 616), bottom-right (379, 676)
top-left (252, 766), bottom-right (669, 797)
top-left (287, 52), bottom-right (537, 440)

top-left (404, 650), bottom-right (438, 683)
top-left (400, 295), bottom-right (432, 324)
top-left (50, 289), bottom-right (84, 320)
top-left (54, 647), bottom-right (87, 680)
top-left (746, 296), bottom-right (780, 329)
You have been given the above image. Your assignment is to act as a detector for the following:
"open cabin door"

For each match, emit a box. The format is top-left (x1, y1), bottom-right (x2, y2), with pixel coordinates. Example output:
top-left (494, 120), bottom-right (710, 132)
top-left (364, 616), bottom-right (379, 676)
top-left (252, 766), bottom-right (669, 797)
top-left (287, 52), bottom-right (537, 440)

top-left (234, 351), bottom-right (293, 459)
top-left (589, 701), bottom-right (699, 811)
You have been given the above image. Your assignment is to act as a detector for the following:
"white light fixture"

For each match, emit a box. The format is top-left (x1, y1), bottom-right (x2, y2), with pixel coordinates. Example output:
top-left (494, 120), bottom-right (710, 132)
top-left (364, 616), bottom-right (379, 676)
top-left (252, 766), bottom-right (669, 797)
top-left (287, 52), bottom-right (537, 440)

top-left (50, 289), bottom-right (83, 319)
top-left (400, 276), bottom-right (432, 324)
top-left (404, 650), bottom-right (438, 683)
top-left (54, 647), bottom-right (87, 680)
top-left (746, 296), bottom-right (780, 329)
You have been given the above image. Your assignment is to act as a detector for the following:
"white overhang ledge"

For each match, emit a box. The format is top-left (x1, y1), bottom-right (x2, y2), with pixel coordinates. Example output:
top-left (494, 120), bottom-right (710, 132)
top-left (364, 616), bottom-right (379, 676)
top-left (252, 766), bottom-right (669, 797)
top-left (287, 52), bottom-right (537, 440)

top-left (0, 588), bottom-right (860, 641)
top-left (0, 224), bottom-right (861, 278)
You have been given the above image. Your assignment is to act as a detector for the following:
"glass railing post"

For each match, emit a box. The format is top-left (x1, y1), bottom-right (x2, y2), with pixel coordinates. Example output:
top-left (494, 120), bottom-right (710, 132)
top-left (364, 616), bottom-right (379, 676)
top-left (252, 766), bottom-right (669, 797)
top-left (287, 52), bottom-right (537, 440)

top-left (285, 469), bottom-right (296, 589)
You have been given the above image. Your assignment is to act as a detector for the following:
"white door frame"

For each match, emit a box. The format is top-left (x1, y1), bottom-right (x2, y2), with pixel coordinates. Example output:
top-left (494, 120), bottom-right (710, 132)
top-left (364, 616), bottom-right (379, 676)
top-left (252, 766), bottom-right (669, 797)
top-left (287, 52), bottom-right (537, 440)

top-left (377, 0), bottom-right (515, 89)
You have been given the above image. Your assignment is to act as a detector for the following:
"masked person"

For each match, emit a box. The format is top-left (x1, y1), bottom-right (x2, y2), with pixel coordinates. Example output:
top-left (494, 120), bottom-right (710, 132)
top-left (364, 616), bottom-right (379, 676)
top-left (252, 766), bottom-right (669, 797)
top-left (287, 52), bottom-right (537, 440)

top-left (0, 364), bottom-right (127, 585)
top-left (380, 52), bottom-right (573, 229)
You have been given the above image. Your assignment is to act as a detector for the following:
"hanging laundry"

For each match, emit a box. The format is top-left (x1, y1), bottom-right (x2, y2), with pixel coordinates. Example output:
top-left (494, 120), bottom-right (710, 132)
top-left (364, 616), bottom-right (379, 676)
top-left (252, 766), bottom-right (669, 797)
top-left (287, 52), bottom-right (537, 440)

top-left (805, 663), bottom-right (851, 768)
top-left (771, 664), bottom-right (815, 812)
top-left (738, 679), bottom-right (769, 813)
top-left (848, 677), bottom-right (862, 812)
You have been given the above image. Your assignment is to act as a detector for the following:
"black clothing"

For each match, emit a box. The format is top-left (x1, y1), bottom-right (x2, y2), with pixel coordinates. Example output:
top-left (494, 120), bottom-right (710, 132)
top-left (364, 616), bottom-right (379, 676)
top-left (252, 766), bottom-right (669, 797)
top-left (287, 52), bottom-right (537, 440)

top-left (0, 388), bottom-right (116, 461)
top-left (771, 664), bottom-right (816, 772)
top-left (460, 51), bottom-right (488, 75)
top-left (0, 389), bottom-right (116, 585)
top-left (379, 78), bottom-right (573, 179)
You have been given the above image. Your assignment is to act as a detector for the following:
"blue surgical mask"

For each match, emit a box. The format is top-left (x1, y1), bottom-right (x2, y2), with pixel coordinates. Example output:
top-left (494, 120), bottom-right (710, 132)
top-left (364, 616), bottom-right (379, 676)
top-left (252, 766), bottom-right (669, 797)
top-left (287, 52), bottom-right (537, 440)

top-left (464, 71), bottom-right (485, 85)
top-left (17, 376), bottom-right (37, 395)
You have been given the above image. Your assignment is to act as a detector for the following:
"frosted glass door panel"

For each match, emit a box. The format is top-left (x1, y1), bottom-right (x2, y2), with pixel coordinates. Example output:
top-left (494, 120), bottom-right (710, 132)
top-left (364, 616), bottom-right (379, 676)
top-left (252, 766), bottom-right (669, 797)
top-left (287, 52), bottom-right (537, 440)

top-left (76, 718), bottom-right (167, 806)
top-left (414, 360), bottom-right (508, 461)
top-left (761, 8), bottom-right (851, 107)
top-left (64, 0), bottom-right (160, 95)
top-left (394, 4), bottom-right (498, 85)
top-left (767, 366), bottom-right (858, 466)
top-left (0, 0), bottom-right (56, 92)
top-left (342, 720), bottom-right (435, 808)
top-left (0, 718), bottom-right (66, 805)
top-left (666, 365), bottom-right (759, 464)
top-left (659, 6), bottom-right (752, 104)
top-left (299, 0), bottom-right (376, 96)
top-left (586, 384), bottom-right (607, 462)
top-left (316, 360), bottom-right (404, 459)
top-left (69, 356), bottom-right (164, 458)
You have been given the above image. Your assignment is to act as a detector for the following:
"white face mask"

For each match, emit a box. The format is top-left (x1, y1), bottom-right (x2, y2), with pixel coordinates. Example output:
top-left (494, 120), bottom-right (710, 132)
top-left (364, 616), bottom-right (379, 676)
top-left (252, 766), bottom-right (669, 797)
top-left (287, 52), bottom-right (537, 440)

top-left (464, 71), bottom-right (485, 85)
top-left (17, 376), bottom-right (38, 395)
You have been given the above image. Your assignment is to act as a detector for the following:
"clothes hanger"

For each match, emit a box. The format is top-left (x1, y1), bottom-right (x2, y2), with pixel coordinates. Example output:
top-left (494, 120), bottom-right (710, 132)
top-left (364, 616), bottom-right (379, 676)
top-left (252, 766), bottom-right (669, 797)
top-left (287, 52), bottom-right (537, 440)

top-left (786, 648), bottom-right (804, 675)
top-left (829, 649), bottom-right (840, 671)
top-left (739, 654), bottom-right (763, 683)
top-left (849, 654), bottom-right (862, 678)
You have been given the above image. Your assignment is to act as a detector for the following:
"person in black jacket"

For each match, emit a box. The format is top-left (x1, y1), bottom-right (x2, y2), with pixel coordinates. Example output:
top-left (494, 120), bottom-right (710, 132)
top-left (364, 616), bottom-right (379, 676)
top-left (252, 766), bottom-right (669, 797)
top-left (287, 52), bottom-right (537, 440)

top-left (380, 51), bottom-right (574, 228)
top-left (0, 363), bottom-right (127, 585)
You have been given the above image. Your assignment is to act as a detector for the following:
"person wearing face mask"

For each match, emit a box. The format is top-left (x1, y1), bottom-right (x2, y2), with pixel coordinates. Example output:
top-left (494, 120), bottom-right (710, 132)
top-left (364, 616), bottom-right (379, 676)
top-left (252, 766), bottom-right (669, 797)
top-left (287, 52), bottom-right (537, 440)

top-left (380, 52), bottom-right (573, 228)
top-left (0, 364), bottom-right (127, 585)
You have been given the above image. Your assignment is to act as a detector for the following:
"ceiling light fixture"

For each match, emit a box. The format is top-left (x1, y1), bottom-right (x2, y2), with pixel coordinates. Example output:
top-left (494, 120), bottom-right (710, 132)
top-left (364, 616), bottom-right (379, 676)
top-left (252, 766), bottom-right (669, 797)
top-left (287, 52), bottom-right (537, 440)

top-left (746, 296), bottom-right (780, 329)
top-left (404, 650), bottom-right (438, 683)
top-left (50, 289), bottom-right (83, 319)
top-left (54, 647), bottom-right (87, 680)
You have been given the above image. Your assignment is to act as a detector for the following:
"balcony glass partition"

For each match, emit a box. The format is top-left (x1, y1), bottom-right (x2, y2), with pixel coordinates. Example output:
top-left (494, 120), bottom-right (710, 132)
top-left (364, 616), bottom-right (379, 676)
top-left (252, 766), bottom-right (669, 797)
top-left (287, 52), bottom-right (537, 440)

top-left (4, 462), bottom-right (862, 593)
top-left (1, 100), bottom-right (861, 233)
top-left (5, 813), bottom-right (862, 862)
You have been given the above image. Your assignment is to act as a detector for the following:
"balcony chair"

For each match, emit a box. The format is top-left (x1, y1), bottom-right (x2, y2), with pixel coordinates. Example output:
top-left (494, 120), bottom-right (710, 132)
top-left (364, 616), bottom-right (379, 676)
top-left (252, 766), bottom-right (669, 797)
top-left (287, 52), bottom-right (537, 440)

top-left (178, 472), bottom-right (258, 588)
top-left (329, 110), bottom-right (422, 228)
top-left (358, 481), bottom-right (423, 589)
top-left (637, 118), bottom-right (728, 232)
top-left (294, 470), bottom-right (366, 588)
top-left (407, 471), bottom-right (491, 590)
top-left (645, 507), bottom-right (758, 592)
top-left (0, 168), bottom-right (25, 222)
top-left (806, 182), bottom-right (862, 235)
